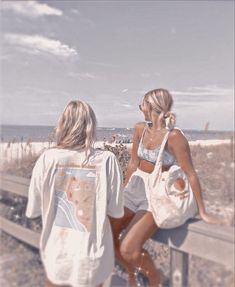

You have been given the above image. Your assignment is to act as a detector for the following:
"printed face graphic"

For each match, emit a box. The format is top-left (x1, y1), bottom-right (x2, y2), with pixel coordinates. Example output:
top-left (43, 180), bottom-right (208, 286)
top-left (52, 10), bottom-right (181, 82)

top-left (54, 165), bottom-right (96, 232)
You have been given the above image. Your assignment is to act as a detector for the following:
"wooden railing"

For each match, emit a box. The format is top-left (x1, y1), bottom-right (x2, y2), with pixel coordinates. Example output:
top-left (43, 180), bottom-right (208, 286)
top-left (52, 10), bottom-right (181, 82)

top-left (0, 172), bottom-right (234, 287)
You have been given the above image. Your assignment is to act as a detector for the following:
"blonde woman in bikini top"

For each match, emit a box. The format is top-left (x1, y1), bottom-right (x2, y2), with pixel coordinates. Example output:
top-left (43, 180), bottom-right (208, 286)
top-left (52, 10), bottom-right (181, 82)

top-left (110, 88), bottom-right (224, 287)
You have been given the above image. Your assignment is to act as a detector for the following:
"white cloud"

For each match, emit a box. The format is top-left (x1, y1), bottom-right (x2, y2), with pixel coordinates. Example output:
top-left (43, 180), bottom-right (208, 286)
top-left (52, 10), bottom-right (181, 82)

top-left (76, 73), bottom-right (96, 79)
top-left (172, 85), bottom-right (234, 98)
top-left (122, 89), bottom-right (128, 93)
top-left (1, 1), bottom-right (63, 18)
top-left (68, 72), bottom-right (98, 79)
top-left (71, 8), bottom-right (80, 15)
top-left (4, 34), bottom-right (77, 57)
top-left (120, 103), bottom-right (134, 109)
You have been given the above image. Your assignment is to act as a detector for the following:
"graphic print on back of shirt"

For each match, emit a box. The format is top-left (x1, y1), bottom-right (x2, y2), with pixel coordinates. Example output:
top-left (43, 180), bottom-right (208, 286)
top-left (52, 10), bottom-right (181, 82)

top-left (54, 164), bottom-right (96, 232)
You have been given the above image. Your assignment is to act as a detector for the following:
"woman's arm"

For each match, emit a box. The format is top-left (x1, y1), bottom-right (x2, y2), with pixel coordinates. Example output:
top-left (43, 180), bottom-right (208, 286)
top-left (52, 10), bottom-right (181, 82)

top-left (123, 123), bottom-right (142, 187)
top-left (168, 129), bottom-right (225, 225)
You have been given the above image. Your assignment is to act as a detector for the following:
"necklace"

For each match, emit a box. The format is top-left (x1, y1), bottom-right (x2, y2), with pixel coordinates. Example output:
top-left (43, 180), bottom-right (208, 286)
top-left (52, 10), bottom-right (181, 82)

top-left (147, 127), bottom-right (166, 141)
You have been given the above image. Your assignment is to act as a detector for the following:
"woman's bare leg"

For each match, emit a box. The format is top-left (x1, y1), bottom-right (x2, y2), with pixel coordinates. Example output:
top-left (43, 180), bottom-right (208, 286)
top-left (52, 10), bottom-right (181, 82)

top-left (110, 207), bottom-right (138, 286)
top-left (120, 210), bottom-right (161, 287)
top-left (45, 275), bottom-right (54, 287)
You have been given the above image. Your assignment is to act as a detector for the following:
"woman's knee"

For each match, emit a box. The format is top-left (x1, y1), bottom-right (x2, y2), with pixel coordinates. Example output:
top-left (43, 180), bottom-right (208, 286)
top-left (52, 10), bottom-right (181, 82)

top-left (120, 240), bottom-right (140, 263)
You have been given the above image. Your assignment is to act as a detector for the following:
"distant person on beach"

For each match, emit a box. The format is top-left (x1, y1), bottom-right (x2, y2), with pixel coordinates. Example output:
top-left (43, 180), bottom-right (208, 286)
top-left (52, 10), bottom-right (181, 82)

top-left (25, 100), bottom-right (124, 287)
top-left (112, 88), bottom-right (224, 287)
top-left (111, 134), bottom-right (116, 143)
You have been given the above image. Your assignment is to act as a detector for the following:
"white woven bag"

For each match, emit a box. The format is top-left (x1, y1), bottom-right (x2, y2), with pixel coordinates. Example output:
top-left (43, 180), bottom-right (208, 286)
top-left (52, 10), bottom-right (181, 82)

top-left (148, 131), bottom-right (198, 229)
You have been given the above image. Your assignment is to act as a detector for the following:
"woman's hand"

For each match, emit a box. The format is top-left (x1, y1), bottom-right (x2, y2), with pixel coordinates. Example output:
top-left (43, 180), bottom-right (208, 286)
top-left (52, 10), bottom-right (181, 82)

top-left (200, 212), bottom-right (226, 225)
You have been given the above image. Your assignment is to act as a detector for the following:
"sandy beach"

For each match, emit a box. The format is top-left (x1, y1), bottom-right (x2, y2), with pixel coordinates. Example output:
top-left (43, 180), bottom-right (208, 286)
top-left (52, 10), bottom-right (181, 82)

top-left (0, 138), bottom-right (233, 165)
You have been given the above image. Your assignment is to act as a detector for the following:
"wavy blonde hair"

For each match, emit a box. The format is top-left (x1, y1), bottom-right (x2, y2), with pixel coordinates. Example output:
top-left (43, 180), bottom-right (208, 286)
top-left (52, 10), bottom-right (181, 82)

top-left (143, 88), bottom-right (176, 130)
top-left (55, 100), bottom-right (97, 164)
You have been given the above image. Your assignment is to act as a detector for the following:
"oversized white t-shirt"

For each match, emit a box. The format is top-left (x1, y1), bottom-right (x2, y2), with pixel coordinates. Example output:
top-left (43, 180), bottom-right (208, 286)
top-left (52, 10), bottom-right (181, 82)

top-left (25, 148), bottom-right (124, 287)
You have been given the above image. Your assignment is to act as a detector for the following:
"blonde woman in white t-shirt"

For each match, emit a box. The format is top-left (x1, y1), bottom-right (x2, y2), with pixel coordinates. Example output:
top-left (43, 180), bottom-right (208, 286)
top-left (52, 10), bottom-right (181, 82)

top-left (26, 100), bottom-right (124, 287)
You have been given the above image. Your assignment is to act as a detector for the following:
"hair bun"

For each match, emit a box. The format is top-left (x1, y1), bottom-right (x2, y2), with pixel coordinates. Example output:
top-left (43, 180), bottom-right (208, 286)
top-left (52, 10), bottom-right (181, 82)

top-left (164, 111), bottom-right (170, 118)
top-left (164, 111), bottom-right (176, 129)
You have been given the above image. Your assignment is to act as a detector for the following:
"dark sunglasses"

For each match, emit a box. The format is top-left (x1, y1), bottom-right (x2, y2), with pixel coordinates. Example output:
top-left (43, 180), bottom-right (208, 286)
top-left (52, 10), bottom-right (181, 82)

top-left (139, 104), bottom-right (142, 111)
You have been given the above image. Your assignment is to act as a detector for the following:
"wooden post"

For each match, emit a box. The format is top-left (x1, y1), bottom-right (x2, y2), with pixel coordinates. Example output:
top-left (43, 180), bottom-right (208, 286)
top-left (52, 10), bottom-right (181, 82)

top-left (230, 135), bottom-right (234, 159)
top-left (170, 248), bottom-right (189, 287)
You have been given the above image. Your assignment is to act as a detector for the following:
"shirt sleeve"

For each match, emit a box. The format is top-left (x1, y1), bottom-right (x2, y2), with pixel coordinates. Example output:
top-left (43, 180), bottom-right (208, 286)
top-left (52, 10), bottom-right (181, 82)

top-left (106, 152), bottom-right (124, 218)
top-left (25, 153), bottom-right (45, 218)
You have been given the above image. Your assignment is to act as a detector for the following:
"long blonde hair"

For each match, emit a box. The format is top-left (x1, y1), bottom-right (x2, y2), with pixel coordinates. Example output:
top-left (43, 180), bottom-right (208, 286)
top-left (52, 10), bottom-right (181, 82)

top-left (143, 88), bottom-right (176, 129)
top-left (55, 100), bottom-right (97, 164)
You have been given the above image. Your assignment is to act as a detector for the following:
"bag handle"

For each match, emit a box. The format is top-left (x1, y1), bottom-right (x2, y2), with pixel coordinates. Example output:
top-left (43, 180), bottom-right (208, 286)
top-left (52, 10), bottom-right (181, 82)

top-left (155, 131), bottom-right (170, 166)
top-left (149, 130), bottom-right (170, 184)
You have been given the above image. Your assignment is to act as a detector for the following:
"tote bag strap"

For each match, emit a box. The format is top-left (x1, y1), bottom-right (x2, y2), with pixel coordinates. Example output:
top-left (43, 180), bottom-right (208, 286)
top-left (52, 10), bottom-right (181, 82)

top-left (155, 130), bottom-right (170, 166)
top-left (149, 130), bottom-right (170, 184)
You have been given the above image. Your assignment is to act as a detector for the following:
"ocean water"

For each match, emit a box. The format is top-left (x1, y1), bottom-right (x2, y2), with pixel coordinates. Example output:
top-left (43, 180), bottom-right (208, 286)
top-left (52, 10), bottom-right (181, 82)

top-left (0, 125), bottom-right (233, 143)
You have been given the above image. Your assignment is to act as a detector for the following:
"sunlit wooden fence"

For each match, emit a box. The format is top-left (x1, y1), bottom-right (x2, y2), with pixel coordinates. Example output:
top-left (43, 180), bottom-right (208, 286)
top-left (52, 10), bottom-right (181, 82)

top-left (0, 172), bottom-right (234, 287)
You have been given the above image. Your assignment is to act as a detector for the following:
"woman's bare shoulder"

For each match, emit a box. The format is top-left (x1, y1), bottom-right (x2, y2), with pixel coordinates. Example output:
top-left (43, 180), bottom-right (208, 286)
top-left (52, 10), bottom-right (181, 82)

top-left (168, 127), bottom-right (188, 147)
top-left (133, 121), bottom-right (146, 133)
top-left (134, 121), bottom-right (146, 129)
top-left (132, 122), bottom-right (146, 141)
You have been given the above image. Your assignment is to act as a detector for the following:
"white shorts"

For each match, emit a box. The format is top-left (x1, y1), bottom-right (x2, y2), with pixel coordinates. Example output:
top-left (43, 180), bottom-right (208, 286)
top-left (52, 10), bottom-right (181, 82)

top-left (124, 168), bottom-right (151, 213)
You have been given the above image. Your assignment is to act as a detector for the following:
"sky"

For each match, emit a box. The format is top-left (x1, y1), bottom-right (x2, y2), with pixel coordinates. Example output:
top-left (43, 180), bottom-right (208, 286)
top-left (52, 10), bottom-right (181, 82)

top-left (0, 0), bottom-right (234, 130)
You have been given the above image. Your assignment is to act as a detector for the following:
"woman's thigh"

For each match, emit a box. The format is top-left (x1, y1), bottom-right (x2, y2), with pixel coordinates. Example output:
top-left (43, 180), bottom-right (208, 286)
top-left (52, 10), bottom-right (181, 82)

top-left (111, 206), bottom-right (136, 240)
top-left (121, 210), bottom-right (158, 249)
